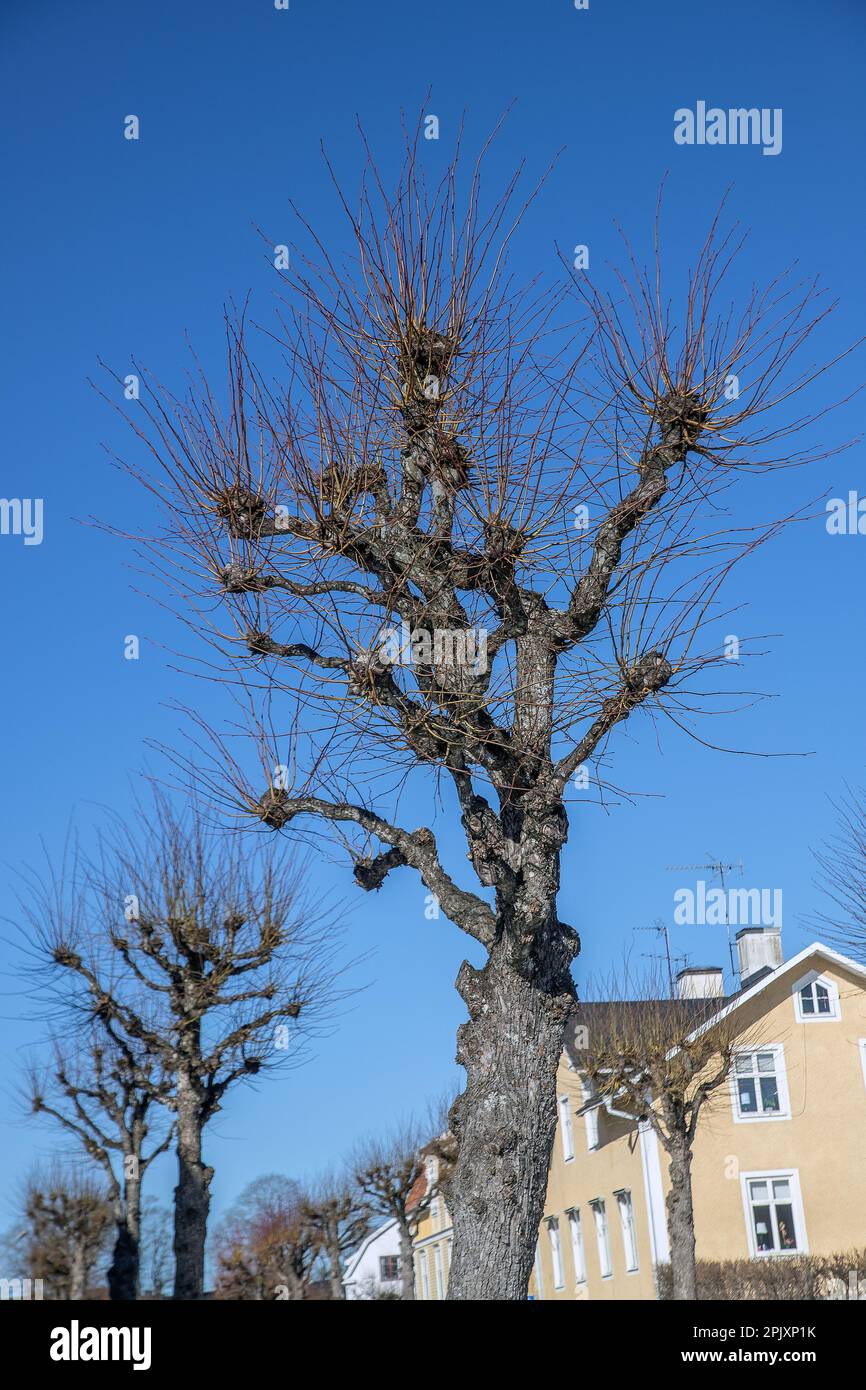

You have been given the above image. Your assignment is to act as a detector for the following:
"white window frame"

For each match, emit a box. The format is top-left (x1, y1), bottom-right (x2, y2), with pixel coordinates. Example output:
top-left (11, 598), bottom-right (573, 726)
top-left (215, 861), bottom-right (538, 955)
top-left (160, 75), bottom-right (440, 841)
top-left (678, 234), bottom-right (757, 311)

top-left (615, 1188), bottom-right (639, 1273)
top-left (547, 1216), bottom-right (565, 1289)
top-left (426, 1155), bottom-right (440, 1228)
top-left (433, 1243), bottom-right (445, 1299)
top-left (740, 1169), bottom-right (808, 1258)
top-left (418, 1249), bottom-right (431, 1300)
top-left (583, 1079), bottom-right (600, 1150)
top-left (792, 969), bottom-right (840, 1023)
top-left (730, 1043), bottom-right (791, 1122)
top-left (567, 1207), bottom-right (586, 1284)
top-left (559, 1094), bottom-right (575, 1162)
top-left (590, 1198), bottom-right (612, 1278)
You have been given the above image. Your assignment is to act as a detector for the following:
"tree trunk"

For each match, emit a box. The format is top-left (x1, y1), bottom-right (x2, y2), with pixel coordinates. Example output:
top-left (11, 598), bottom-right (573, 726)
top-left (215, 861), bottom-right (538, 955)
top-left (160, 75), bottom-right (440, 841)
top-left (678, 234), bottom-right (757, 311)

top-left (444, 905), bottom-right (576, 1301)
top-left (108, 1169), bottom-right (141, 1301)
top-left (398, 1220), bottom-right (415, 1301)
top-left (666, 1137), bottom-right (697, 1300)
top-left (173, 1080), bottom-right (212, 1300)
top-left (326, 1239), bottom-right (345, 1300)
top-left (68, 1238), bottom-right (87, 1301)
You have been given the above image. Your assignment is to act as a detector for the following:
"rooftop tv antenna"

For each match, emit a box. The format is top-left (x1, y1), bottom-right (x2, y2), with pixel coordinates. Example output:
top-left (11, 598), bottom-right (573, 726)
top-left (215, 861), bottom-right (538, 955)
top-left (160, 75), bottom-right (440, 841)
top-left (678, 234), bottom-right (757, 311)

top-left (635, 918), bottom-right (691, 999)
top-left (665, 854), bottom-right (744, 980)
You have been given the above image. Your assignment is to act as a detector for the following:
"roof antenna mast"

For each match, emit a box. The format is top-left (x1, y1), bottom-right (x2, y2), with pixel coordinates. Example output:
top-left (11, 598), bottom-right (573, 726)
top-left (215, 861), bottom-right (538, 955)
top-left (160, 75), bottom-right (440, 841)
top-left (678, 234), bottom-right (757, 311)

top-left (665, 854), bottom-right (745, 984)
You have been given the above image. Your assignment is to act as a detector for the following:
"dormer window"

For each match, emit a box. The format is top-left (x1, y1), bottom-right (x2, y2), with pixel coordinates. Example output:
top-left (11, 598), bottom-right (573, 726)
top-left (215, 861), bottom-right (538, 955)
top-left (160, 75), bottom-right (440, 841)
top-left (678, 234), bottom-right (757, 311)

top-left (792, 970), bottom-right (840, 1023)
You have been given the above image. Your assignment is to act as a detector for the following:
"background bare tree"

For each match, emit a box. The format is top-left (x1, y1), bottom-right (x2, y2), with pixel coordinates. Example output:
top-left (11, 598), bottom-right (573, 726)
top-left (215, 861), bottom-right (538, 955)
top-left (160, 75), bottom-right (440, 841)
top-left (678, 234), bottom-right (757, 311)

top-left (25, 1031), bottom-right (172, 1301)
top-left (20, 1165), bottom-right (113, 1300)
top-left (214, 1174), bottom-right (320, 1300)
top-left (579, 960), bottom-right (755, 1299)
top-left (113, 116), bottom-right (848, 1297)
top-left (300, 1172), bottom-right (369, 1300)
top-left (19, 791), bottom-right (346, 1300)
top-left (351, 1123), bottom-right (439, 1301)
top-left (810, 786), bottom-right (866, 960)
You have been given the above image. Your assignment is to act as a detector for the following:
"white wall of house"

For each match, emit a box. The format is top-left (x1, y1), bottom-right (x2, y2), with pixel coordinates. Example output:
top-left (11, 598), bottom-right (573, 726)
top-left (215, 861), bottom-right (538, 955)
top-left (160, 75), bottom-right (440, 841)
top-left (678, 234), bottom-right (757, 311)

top-left (343, 1218), bottom-right (403, 1300)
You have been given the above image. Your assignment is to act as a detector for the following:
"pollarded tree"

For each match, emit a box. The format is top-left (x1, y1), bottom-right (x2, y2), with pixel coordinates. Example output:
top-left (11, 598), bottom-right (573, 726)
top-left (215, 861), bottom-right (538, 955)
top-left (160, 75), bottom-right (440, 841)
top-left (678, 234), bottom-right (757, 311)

top-left (214, 1175), bottom-right (320, 1301)
top-left (25, 1031), bottom-right (172, 1301)
top-left (20, 792), bottom-right (346, 1300)
top-left (578, 961), bottom-right (755, 1300)
top-left (350, 1122), bottom-right (448, 1301)
top-left (114, 118), bottom-right (847, 1298)
top-left (300, 1173), bottom-right (369, 1300)
top-left (22, 1165), bottom-right (114, 1300)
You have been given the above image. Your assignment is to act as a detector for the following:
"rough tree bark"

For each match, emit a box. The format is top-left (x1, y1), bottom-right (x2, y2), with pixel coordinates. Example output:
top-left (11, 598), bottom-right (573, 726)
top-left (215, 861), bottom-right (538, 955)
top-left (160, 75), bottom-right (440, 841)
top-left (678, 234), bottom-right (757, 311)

top-left (173, 1071), bottom-right (214, 1301)
top-left (446, 885), bottom-right (577, 1297)
top-left (397, 1223), bottom-right (416, 1303)
top-left (666, 1137), bottom-right (697, 1302)
top-left (107, 1165), bottom-right (142, 1302)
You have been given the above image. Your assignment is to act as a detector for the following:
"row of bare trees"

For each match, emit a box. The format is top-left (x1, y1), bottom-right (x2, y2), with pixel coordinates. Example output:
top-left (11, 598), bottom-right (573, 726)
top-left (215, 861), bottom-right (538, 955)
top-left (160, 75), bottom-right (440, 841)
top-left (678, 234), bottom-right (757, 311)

top-left (15, 792), bottom-right (345, 1300)
top-left (12, 783), bottom-right (866, 1301)
top-left (213, 1118), bottom-right (451, 1300)
top-left (1, 1168), bottom-right (172, 1300)
top-left (12, 1088), bottom-right (446, 1301)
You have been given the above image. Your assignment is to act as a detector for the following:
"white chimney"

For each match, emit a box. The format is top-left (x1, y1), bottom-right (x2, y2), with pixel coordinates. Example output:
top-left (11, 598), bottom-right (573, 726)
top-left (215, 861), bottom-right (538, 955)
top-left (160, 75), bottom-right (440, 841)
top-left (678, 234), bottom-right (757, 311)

top-left (736, 927), bottom-right (783, 988)
top-left (676, 966), bottom-right (725, 1001)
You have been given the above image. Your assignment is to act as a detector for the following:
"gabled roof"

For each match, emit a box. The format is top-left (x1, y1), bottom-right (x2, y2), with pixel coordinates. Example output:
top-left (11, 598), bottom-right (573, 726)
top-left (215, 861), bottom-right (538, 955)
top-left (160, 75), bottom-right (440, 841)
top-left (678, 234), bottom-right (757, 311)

top-left (567, 942), bottom-right (866, 1074)
top-left (681, 941), bottom-right (866, 1045)
top-left (342, 1217), bottom-right (399, 1283)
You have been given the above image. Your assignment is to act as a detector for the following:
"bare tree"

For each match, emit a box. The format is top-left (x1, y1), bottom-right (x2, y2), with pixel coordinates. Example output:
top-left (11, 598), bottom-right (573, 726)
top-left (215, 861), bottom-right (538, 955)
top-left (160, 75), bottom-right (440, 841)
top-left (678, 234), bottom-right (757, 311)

top-left (300, 1173), bottom-right (369, 1300)
top-left (579, 960), bottom-right (754, 1299)
top-left (19, 791), bottom-right (346, 1300)
top-left (112, 116), bottom-right (849, 1297)
top-left (350, 1124), bottom-right (440, 1301)
top-left (810, 786), bottom-right (866, 959)
top-left (214, 1175), bottom-right (320, 1300)
top-left (25, 1031), bottom-right (172, 1301)
top-left (21, 1165), bottom-right (113, 1300)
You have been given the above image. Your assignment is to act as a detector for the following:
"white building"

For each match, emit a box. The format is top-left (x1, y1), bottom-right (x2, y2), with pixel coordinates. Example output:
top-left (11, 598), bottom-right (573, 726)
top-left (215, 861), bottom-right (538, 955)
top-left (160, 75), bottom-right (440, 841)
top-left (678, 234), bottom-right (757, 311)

top-left (343, 1218), bottom-right (403, 1300)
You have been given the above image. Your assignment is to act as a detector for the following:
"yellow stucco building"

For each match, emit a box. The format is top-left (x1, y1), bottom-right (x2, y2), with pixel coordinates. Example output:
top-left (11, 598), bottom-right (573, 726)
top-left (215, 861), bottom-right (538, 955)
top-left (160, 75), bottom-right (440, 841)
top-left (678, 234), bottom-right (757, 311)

top-left (413, 930), bottom-right (866, 1300)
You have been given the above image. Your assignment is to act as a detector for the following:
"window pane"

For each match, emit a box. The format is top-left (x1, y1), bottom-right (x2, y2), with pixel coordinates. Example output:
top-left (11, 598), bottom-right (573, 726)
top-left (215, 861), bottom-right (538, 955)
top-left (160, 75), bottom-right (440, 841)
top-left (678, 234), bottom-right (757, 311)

top-left (569, 1210), bottom-right (585, 1283)
top-left (752, 1204), bottom-right (774, 1252)
top-left (800, 986), bottom-right (815, 1014)
top-left (749, 1180), bottom-right (769, 1201)
top-left (759, 1077), bottom-right (780, 1111)
top-left (772, 1179), bottom-right (791, 1200)
top-left (776, 1203), bottom-right (797, 1249)
top-left (756, 1053), bottom-right (776, 1073)
top-left (735, 1055), bottom-right (752, 1073)
top-left (738, 1079), bottom-right (758, 1112)
top-left (816, 985), bottom-right (831, 1014)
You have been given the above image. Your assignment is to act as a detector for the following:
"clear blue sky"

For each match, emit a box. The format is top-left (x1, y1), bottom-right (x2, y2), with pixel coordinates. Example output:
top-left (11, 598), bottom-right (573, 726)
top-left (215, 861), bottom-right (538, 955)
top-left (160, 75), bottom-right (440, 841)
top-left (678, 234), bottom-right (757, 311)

top-left (1, 0), bottom-right (864, 1237)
